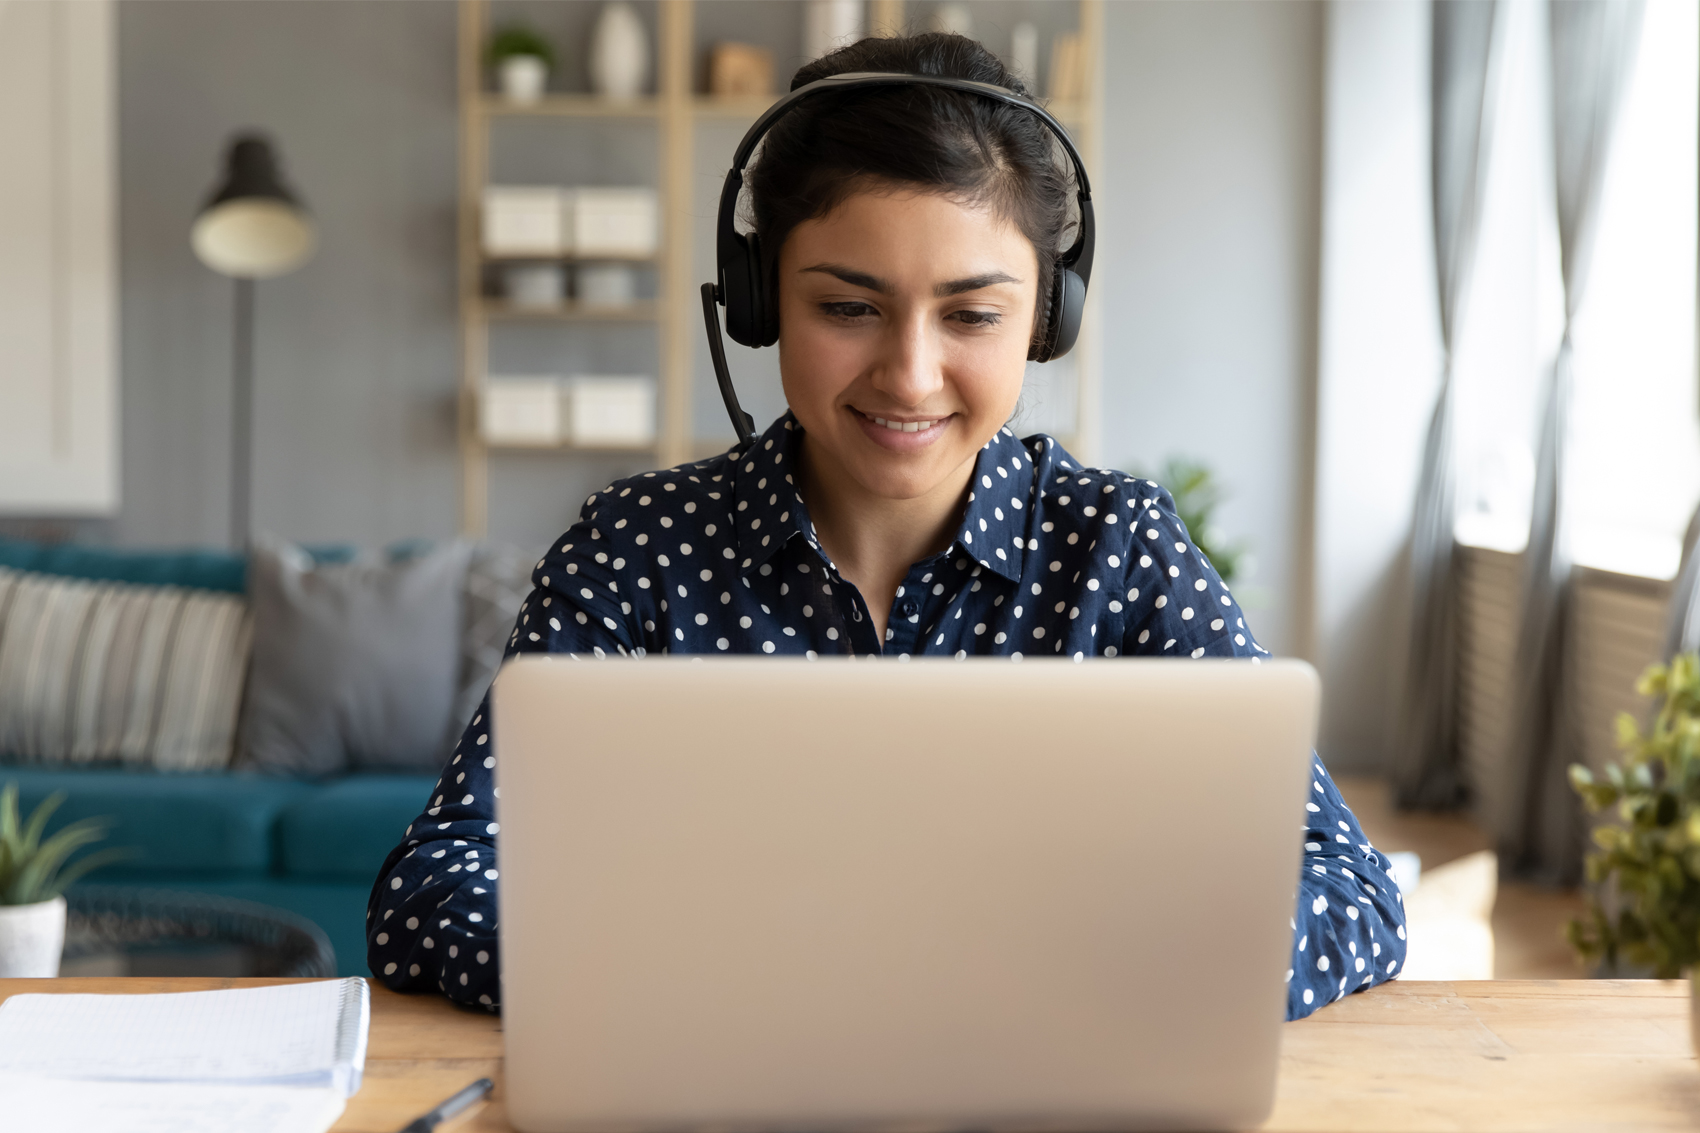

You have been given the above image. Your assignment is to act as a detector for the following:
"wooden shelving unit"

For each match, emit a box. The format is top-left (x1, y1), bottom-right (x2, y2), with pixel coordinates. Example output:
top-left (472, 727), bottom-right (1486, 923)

top-left (456, 0), bottom-right (1102, 538)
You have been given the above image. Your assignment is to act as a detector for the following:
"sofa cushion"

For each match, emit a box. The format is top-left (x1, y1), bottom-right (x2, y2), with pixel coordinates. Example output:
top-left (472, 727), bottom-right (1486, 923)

top-left (275, 774), bottom-right (437, 882)
top-left (0, 768), bottom-right (312, 877)
top-left (0, 568), bottom-right (253, 770)
top-left (241, 537), bottom-right (472, 775)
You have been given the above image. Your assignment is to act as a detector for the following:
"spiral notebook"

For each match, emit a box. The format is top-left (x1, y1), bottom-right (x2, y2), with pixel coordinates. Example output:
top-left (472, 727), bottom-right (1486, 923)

top-left (0, 979), bottom-right (370, 1133)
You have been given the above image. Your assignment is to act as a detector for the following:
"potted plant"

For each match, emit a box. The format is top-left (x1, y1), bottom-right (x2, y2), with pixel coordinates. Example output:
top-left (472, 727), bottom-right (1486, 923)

top-left (488, 24), bottom-right (555, 105)
top-left (1568, 653), bottom-right (1700, 1053)
top-left (0, 784), bottom-right (127, 977)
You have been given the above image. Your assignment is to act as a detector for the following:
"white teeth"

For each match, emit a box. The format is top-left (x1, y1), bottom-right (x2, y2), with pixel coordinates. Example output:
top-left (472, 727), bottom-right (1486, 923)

top-left (870, 416), bottom-right (935, 433)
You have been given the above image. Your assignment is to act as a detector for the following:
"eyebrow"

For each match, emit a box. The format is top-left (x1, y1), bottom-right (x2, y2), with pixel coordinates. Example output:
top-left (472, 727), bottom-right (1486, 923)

top-left (800, 263), bottom-right (1023, 298)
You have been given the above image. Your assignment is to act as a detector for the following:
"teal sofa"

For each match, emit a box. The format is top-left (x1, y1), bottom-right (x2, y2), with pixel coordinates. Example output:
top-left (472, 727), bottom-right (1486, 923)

top-left (0, 538), bottom-right (438, 976)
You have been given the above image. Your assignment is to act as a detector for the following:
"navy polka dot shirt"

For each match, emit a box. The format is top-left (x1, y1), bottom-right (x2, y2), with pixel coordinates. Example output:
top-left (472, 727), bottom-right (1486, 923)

top-left (368, 411), bottom-right (1407, 1020)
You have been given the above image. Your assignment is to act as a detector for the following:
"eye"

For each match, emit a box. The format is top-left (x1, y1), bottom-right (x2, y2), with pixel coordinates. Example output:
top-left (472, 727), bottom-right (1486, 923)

top-left (820, 301), bottom-right (877, 320)
top-left (949, 309), bottom-right (1003, 328)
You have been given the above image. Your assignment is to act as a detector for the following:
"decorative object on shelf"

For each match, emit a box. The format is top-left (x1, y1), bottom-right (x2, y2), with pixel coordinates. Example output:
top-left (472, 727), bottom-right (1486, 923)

top-left (1010, 22), bottom-right (1039, 89)
top-left (589, 2), bottom-right (650, 100)
top-left (570, 187), bottom-right (659, 258)
top-left (1049, 32), bottom-right (1085, 101)
top-left (709, 42), bottom-right (775, 97)
top-left (502, 262), bottom-right (566, 309)
top-left (564, 376), bottom-right (657, 447)
top-left (576, 262), bottom-right (638, 309)
top-left (0, 783), bottom-right (128, 978)
top-left (1568, 654), bottom-right (1700, 991)
top-left (482, 186), bottom-right (656, 259)
top-left (191, 133), bottom-right (315, 550)
top-left (482, 186), bottom-right (566, 256)
top-left (929, 3), bottom-right (973, 38)
top-left (803, 0), bottom-right (863, 62)
top-left (487, 23), bottom-right (555, 104)
top-left (481, 377), bottom-right (566, 446)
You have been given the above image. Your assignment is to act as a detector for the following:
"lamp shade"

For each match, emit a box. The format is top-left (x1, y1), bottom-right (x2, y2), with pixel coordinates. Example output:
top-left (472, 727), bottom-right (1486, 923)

top-left (191, 134), bottom-right (316, 279)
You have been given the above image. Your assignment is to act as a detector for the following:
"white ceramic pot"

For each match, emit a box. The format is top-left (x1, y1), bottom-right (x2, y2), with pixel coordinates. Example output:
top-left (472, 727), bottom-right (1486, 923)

top-left (576, 262), bottom-right (637, 309)
top-left (0, 896), bottom-right (66, 978)
top-left (503, 262), bottom-right (566, 309)
top-left (589, 3), bottom-right (649, 100)
top-left (499, 55), bottom-right (548, 104)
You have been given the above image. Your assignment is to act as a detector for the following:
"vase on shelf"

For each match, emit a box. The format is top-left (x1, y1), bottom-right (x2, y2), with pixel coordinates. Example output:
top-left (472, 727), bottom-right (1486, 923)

top-left (590, 3), bottom-right (649, 101)
top-left (498, 55), bottom-right (548, 104)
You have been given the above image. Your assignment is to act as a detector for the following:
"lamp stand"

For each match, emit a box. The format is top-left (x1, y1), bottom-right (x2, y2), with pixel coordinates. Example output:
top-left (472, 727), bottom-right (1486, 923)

top-left (230, 276), bottom-right (255, 549)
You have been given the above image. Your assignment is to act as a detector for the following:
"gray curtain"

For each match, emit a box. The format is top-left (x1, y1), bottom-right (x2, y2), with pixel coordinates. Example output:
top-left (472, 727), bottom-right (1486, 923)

top-left (1392, 0), bottom-right (1502, 810)
top-left (1663, 505), bottom-right (1700, 660)
top-left (1504, 0), bottom-right (1644, 882)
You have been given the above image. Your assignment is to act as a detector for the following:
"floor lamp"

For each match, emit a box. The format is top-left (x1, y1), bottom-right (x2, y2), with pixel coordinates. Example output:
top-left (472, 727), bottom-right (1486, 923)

top-left (190, 134), bottom-right (315, 549)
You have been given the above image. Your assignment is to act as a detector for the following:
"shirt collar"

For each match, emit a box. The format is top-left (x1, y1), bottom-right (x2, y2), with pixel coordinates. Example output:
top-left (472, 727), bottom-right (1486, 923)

top-left (729, 414), bottom-right (1034, 584)
top-left (955, 426), bottom-right (1033, 583)
top-left (731, 413), bottom-right (820, 576)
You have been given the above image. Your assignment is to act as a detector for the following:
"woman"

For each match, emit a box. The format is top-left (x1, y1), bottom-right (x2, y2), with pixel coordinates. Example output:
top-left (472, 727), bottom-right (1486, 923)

top-left (368, 33), bottom-right (1405, 1022)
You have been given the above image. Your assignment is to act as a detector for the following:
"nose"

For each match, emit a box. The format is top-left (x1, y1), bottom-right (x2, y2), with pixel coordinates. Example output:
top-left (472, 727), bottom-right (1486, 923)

top-left (870, 306), bottom-right (944, 409)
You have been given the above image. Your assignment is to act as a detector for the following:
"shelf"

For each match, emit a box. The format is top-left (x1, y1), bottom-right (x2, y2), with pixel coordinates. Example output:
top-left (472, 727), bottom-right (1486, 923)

top-left (479, 299), bottom-right (660, 322)
top-left (483, 252), bottom-right (658, 264)
top-left (483, 438), bottom-right (659, 454)
top-left (692, 94), bottom-right (779, 119)
top-left (481, 94), bottom-right (661, 118)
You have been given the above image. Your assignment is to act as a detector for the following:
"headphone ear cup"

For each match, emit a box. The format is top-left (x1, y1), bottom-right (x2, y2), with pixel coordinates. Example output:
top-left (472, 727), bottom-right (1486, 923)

top-left (721, 232), bottom-right (762, 347)
top-left (748, 231), bottom-right (779, 347)
top-left (1030, 268), bottom-right (1086, 363)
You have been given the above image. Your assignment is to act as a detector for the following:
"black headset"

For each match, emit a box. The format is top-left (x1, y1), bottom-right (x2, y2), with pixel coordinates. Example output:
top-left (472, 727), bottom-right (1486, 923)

top-left (702, 71), bottom-right (1096, 447)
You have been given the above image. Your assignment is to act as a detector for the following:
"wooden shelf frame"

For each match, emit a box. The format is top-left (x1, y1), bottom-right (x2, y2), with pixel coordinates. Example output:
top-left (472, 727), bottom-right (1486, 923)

top-left (456, 0), bottom-right (1102, 538)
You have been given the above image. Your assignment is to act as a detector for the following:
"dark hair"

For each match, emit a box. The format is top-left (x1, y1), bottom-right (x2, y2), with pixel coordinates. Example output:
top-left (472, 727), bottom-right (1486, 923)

top-left (747, 34), bottom-right (1076, 349)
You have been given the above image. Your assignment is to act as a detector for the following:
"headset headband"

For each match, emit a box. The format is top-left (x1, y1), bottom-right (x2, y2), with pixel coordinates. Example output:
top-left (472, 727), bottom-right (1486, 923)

top-left (715, 72), bottom-right (1095, 296)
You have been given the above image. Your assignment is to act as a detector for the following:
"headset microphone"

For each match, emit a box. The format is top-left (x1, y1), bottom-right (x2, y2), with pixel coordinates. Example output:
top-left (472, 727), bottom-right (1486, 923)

top-left (703, 71), bottom-right (1096, 450)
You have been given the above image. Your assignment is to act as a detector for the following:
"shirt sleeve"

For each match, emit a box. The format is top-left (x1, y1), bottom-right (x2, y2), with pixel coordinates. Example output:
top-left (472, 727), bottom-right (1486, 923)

top-left (1116, 482), bottom-right (1408, 1020)
top-left (1287, 754), bottom-right (1407, 1020)
top-left (365, 514), bottom-right (635, 1010)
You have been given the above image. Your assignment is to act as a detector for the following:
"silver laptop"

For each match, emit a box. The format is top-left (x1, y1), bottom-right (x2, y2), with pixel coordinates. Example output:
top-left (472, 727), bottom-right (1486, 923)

top-left (493, 657), bottom-right (1319, 1133)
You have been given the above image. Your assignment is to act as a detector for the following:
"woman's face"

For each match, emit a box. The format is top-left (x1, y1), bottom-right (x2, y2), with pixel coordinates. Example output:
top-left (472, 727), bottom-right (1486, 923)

top-left (776, 186), bottom-right (1039, 505)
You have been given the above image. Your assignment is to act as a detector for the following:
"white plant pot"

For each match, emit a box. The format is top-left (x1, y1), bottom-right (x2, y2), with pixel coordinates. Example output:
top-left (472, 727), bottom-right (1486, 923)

top-left (0, 896), bottom-right (66, 978)
top-left (590, 3), bottom-right (650, 100)
top-left (499, 55), bottom-right (548, 104)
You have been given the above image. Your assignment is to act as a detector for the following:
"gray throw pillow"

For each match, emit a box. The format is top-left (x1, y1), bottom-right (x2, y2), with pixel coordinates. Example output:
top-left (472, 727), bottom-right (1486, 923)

top-left (240, 536), bottom-right (472, 774)
top-left (454, 543), bottom-right (538, 729)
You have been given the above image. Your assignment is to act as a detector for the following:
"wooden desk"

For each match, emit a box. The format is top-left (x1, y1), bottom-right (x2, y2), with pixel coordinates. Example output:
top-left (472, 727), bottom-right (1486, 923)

top-left (0, 978), bottom-right (1694, 1131)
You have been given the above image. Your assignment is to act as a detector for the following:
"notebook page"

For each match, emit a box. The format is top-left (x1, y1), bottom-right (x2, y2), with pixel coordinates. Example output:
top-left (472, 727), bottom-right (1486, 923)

top-left (0, 980), bottom-right (367, 1093)
top-left (0, 1075), bottom-right (346, 1133)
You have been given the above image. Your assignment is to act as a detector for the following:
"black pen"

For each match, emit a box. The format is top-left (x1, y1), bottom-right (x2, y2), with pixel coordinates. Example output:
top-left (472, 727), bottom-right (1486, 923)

top-left (396, 1077), bottom-right (495, 1133)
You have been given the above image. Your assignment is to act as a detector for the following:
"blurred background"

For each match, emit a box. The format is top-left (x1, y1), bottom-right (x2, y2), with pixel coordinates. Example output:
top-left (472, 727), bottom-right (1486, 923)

top-left (0, 0), bottom-right (1694, 982)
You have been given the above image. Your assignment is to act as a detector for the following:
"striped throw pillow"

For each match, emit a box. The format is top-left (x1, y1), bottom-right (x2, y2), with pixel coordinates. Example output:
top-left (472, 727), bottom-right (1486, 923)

top-left (0, 567), bottom-right (253, 770)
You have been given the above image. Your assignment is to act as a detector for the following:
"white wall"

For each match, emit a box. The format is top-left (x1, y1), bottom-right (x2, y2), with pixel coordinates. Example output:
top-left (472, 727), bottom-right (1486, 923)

top-left (1312, 0), bottom-right (1440, 770)
top-left (1097, 0), bottom-right (1324, 664)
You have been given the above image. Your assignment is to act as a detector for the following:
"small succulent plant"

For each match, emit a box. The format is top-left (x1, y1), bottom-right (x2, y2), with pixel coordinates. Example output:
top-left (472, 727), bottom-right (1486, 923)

top-left (1568, 653), bottom-right (1700, 977)
top-left (487, 24), bottom-right (556, 69)
top-left (0, 783), bottom-right (129, 906)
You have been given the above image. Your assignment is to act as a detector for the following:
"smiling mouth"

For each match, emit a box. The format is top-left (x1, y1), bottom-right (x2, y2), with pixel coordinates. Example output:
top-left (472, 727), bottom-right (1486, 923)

top-left (860, 411), bottom-right (949, 433)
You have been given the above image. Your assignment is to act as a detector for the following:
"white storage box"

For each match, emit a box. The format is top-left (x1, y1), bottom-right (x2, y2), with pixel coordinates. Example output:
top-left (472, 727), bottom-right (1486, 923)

top-left (564, 376), bottom-right (656, 447)
top-left (481, 377), bottom-right (564, 445)
top-left (483, 187), bottom-right (565, 256)
top-left (567, 188), bottom-right (658, 258)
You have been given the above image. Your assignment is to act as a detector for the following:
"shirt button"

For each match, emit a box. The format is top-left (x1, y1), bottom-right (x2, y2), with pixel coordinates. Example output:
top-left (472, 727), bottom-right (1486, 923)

top-left (900, 600), bottom-right (919, 618)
